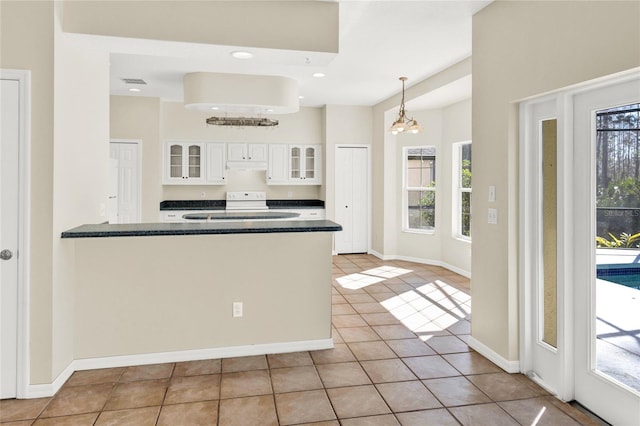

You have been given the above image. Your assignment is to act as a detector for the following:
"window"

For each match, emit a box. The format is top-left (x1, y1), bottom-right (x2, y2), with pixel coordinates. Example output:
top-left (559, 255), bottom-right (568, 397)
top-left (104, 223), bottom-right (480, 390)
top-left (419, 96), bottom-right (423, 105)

top-left (404, 146), bottom-right (436, 232)
top-left (454, 142), bottom-right (472, 239)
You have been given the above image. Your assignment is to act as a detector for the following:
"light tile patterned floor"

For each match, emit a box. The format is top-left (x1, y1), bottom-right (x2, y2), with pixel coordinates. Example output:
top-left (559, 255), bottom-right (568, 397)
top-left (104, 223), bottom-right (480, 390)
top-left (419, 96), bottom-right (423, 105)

top-left (1, 254), bottom-right (605, 425)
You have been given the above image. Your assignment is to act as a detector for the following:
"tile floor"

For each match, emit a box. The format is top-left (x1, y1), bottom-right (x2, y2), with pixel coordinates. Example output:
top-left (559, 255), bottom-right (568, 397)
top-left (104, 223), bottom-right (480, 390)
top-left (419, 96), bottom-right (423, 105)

top-left (1, 254), bottom-right (605, 425)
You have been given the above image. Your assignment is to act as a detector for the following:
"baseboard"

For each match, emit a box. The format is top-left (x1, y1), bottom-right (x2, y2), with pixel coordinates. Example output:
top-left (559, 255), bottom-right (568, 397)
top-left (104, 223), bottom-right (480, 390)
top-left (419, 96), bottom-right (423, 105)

top-left (24, 362), bottom-right (75, 399)
top-left (22, 338), bottom-right (334, 398)
top-left (368, 251), bottom-right (471, 278)
top-left (467, 336), bottom-right (520, 373)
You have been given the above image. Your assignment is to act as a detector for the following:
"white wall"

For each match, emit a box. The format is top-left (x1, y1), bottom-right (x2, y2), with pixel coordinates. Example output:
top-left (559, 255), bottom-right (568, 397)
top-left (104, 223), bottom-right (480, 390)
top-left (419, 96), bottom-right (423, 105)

top-left (53, 14), bottom-right (110, 378)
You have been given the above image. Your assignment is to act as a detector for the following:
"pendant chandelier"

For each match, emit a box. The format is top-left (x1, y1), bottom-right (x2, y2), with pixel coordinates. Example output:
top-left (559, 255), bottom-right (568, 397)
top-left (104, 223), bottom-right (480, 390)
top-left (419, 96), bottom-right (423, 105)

top-left (389, 77), bottom-right (423, 135)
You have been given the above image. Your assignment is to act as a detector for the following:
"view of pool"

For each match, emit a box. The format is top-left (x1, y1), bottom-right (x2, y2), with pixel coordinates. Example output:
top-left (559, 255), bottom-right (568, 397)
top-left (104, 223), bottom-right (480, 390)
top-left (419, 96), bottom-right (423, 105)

top-left (597, 264), bottom-right (640, 290)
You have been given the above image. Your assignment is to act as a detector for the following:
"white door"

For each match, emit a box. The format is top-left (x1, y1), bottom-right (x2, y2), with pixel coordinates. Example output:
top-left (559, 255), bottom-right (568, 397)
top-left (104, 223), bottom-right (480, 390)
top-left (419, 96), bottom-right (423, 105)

top-left (109, 140), bottom-right (141, 224)
top-left (573, 76), bottom-right (640, 425)
top-left (1, 78), bottom-right (20, 398)
top-left (268, 144), bottom-right (288, 184)
top-left (519, 97), bottom-right (566, 397)
top-left (335, 146), bottom-right (368, 254)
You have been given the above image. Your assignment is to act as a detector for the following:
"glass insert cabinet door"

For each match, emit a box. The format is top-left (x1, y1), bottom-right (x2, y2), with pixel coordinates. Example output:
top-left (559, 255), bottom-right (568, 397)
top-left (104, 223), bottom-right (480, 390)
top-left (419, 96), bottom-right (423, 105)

top-left (304, 147), bottom-right (315, 179)
top-left (290, 147), bottom-right (301, 179)
top-left (168, 143), bottom-right (202, 180)
top-left (188, 145), bottom-right (201, 178)
top-left (170, 144), bottom-right (183, 178)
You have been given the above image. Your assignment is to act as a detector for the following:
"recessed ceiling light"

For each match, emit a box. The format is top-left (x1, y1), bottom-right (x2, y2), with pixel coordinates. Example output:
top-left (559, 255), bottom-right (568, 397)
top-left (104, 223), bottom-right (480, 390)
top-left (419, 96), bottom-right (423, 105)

top-left (128, 88), bottom-right (141, 92)
top-left (312, 72), bottom-right (326, 78)
top-left (210, 106), bottom-right (219, 110)
top-left (231, 51), bottom-right (254, 59)
top-left (298, 95), bottom-right (304, 100)
top-left (266, 109), bottom-right (274, 112)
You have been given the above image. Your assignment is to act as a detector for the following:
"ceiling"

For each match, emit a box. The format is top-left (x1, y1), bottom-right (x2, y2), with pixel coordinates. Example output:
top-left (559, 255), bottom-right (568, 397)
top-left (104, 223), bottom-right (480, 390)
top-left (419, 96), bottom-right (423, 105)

top-left (106, 1), bottom-right (491, 111)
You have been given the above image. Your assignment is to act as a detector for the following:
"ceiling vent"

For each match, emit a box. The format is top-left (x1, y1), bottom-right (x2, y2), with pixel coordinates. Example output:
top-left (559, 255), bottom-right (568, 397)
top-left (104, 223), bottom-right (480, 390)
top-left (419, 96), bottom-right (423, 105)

top-left (121, 78), bottom-right (147, 85)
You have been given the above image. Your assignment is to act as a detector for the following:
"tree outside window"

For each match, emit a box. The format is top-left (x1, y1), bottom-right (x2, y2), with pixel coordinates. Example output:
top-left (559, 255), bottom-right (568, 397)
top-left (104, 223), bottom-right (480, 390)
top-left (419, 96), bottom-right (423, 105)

top-left (457, 142), bottom-right (472, 238)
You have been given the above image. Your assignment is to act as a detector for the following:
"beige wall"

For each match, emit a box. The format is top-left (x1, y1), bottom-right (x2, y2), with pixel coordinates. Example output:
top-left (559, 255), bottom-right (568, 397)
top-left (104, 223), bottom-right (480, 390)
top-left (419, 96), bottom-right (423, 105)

top-left (62, 1), bottom-right (338, 54)
top-left (472, 0), bottom-right (640, 361)
top-left (372, 59), bottom-right (472, 258)
top-left (441, 99), bottom-right (472, 274)
top-left (1, 0), bottom-right (55, 384)
top-left (109, 98), bottom-right (325, 219)
top-left (73, 233), bottom-right (333, 358)
top-left (110, 96), bottom-right (162, 222)
top-left (323, 105), bottom-right (373, 223)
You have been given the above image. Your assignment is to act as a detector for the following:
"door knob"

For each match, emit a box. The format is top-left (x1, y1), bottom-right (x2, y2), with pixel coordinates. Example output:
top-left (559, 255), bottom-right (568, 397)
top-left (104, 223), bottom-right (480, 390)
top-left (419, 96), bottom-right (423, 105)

top-left (0, 249), bottom-right (13, 260)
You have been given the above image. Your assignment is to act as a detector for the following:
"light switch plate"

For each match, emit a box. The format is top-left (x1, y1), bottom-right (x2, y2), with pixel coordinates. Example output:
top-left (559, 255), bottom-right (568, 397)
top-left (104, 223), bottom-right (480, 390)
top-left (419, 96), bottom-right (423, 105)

top-left (233, 302), bottom-right (243, 318)
top-left (488, 208), bottom-right (498, 224)
top-left (488, 185), bottom-right (496, 203)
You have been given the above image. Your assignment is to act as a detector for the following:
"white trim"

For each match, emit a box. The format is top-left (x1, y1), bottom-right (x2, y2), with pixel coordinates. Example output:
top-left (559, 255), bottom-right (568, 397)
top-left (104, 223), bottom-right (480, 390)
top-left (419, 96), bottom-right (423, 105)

top-left (467, 336), bottom-right (520, 373)
top-left (368, 250), bottom-right (470, 279)
top-left (1, 69), bottom-right (31, 399)
top-left (23, 339), bottom-right (334, 398)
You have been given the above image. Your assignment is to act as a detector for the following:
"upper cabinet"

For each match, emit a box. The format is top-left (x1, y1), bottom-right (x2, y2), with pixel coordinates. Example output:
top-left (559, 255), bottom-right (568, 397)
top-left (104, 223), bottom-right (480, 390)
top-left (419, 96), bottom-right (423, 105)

top-left (267, 144), bottom-right (289, 184)
top-left (227, 143), bottom-right (267, 162)
top-left (205, 143), bottom-right (226, 184)
top-left (164, 142), bottom-right (205, 184)
top-left (163, 141), bottom-right (226, 185)
top-left (289, 145), bottom-right (321, 184)
top-left (164, 141), bottom-right (321, 185)
top-left (268, 144), bottom-right (321, 185)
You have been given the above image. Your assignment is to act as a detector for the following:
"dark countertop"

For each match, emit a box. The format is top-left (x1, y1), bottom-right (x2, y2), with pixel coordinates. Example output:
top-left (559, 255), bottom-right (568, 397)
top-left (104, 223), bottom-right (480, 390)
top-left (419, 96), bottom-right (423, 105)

top-left (61, 220), bottom-right (342, 239)
top-left (159, 199), bottom-right (325, 211)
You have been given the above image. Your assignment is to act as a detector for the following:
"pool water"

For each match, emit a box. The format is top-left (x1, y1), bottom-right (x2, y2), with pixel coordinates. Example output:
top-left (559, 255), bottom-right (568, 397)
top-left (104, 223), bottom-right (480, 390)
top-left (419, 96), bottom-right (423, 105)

top-left (597, 264), bottom-right (640, 290)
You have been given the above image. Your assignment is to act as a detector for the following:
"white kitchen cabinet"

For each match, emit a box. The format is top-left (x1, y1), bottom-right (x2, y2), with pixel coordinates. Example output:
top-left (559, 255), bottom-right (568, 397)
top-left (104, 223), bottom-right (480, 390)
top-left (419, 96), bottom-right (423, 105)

top-left (267, 144), bottom-right (289, 184)
top-left (289, 145), bottom-right (321, 184)
top-left (163, 142), bottom-right (205, 184)
top-left (227, 143), bottom-right (267, 162)
top-left (205, 143), bottom-right (226, 184)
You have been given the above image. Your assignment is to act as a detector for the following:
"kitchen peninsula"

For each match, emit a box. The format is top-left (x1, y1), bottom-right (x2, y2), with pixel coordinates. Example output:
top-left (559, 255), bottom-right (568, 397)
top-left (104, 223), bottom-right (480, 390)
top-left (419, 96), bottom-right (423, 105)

top-left (61, 219), bottom-right (341, 366)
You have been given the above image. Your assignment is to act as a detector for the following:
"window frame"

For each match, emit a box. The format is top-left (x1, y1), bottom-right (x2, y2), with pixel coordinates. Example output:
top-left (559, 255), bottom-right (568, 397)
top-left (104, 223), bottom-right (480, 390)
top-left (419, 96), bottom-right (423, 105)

top-left (403, 145), bottom-right (437, 234)
top-left (453, 141), bottom-right (472, 241)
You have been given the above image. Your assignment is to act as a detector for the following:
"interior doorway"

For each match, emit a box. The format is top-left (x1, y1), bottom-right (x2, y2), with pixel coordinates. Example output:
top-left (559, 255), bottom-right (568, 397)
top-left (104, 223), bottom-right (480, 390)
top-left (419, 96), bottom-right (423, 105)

top-left (109, 139), bottom-right (141, 224)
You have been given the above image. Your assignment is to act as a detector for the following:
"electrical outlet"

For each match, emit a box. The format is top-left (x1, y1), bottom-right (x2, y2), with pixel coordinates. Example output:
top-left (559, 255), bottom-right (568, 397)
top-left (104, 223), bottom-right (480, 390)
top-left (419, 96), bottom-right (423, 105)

top-left (233, 302), bottom-right (243, 318)
top-left (200, 191), bottom-right (206, 198)
top-left (287, 191), bottom-right (294, 198)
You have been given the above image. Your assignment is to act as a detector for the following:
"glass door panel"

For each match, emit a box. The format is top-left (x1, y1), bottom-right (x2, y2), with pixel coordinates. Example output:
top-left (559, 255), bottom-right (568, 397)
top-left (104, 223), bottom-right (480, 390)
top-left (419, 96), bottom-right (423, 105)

top-left (594, 103), bottom-right (640, 390)
top-left (573, 77), bottom-right (640, 426)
